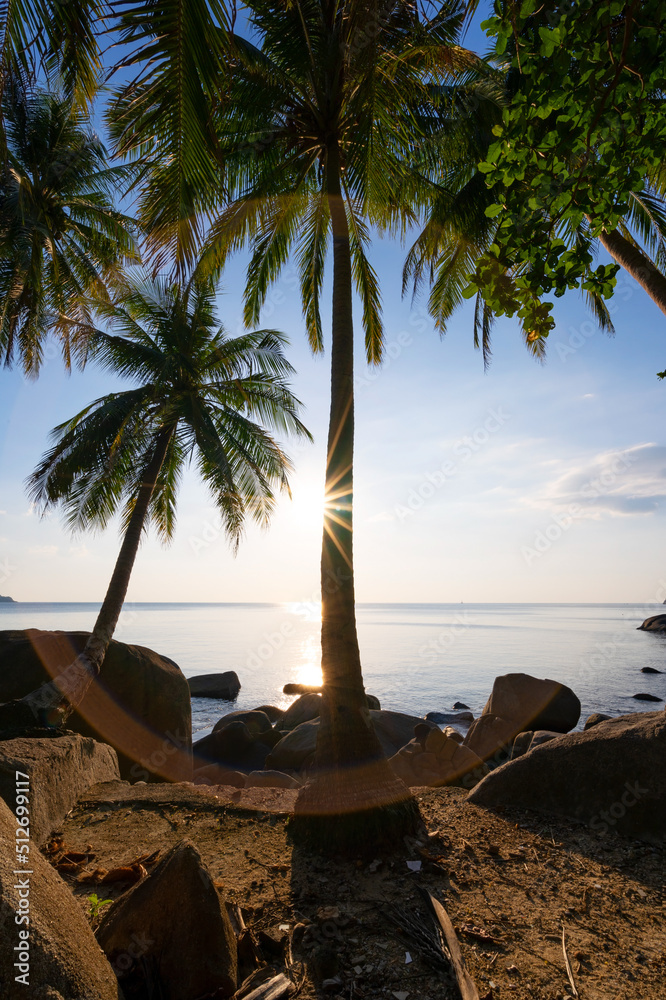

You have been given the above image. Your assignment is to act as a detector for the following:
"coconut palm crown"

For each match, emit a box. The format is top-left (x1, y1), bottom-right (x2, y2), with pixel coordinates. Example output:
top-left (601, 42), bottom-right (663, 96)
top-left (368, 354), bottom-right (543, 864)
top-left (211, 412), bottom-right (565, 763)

top-left (11, 270), bottom-right (311, 727)
top-left (0, 88), bottom-right (137, 374)
top-left (182, 0), bottom-right (481, 843)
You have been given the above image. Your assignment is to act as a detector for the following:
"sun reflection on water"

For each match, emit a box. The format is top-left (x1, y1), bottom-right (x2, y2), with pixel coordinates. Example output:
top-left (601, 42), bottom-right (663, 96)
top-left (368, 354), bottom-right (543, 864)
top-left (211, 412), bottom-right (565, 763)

top-left (292, 634), bottom-right (322, 688)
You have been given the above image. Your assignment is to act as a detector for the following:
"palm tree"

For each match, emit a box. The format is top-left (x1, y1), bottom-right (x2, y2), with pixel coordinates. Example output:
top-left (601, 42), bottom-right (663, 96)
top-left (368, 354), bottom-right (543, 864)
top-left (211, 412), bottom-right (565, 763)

top-left (404, 61), bottom-right (666, 363)
top-left (0, 0), bottom-right (102, 145)
top-left (0, 88), bottom-right (137, 373)
top-left (182, 0), bottom-right (478, 846)
top-left (0, 270), bottom-right (311, 729)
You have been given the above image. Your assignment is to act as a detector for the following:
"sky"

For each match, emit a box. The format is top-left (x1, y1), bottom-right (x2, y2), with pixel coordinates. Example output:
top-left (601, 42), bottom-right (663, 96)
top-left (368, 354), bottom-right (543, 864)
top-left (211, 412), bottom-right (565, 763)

top-left (0, 9), bottom-right (665, 605)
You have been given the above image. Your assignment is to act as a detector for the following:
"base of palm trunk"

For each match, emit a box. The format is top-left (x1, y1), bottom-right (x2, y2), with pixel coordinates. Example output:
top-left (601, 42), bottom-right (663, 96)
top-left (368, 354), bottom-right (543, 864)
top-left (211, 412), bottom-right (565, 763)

top-left (289, 759), bottom-right (421, 855)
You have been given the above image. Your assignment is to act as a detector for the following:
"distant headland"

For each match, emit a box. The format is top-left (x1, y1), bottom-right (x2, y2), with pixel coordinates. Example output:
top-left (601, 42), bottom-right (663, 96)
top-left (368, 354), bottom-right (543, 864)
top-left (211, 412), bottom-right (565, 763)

top-left (0, 595), bottom-right (15, 603)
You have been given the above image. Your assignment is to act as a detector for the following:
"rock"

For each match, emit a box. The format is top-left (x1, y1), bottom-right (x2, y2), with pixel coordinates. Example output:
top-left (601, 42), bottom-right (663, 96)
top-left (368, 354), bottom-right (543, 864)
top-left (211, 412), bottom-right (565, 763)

top-left (510, 730), bottom-right (560, 760)
top-left (283, 686), bottom-right (380, 708)
top-left (531, 730), bottom-right (560, 748)
top-left (281, 693), bottom-right (323, 730)
top-left (0, 797), bottom-right (122, 999)
top-left (389, 735), bottom-right (488, 790)
top-left (482, 673), bottom-right (580, 733)
top-left (633, 692), bottom-right (662, 702)
top-left (641, 666), bottom-right (663, 674)
top-left (268, 710), bottom-right (436, 772)
top-left (97, 839), bottom-right (237, 999)
top-left (425, 710), bottom-right (474, 724)
top-left (637, 614), bottom-right (666, 631)
top-left (444, 726), bottom-right (464, 744)
top-left (424, 727), bottom-right (448, 754)
top-left (266, 720), bottom-right (319, 771)
top-left (510, 731), bottom-right (534, 759)
top-left (453, 701), bottom-right (471, 710)
top-left (192, 763), bottom-right (246, 787)
top-left (0, 629), bottom-right (191, 782)
top-left (468, 712), bottom-right (666, 842)
top-left (372, 710), bottom-right (437, 752)
top-left (193, 722), bottom-right (271, 773)
top-left (252, 704), bottom-right (284, 723)
top-left (213, 710), bottom-right (273, 737)
top-left (0, 734), bottom-right (119, 846)
top-left (584, 713), bottom-right (613, 730)
top-left (463, 714), bottom-right (517, 764)
top-left (245, 769), bottom-right (301, 789)
top-left (284, 683), bottom-right (321, 694)
top-left (188, 671), bottom-right (241, 699)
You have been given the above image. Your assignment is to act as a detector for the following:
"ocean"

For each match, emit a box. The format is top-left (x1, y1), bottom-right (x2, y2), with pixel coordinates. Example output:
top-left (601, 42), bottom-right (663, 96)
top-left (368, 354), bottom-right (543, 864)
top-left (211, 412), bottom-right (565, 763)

top-left (1, 602), bottom-right (664, 738)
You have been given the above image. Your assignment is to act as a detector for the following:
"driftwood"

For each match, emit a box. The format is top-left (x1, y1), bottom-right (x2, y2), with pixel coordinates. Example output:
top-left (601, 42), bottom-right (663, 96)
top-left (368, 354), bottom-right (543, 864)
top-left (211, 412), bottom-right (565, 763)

top-left (427, 893), bottom-right (480, 1000)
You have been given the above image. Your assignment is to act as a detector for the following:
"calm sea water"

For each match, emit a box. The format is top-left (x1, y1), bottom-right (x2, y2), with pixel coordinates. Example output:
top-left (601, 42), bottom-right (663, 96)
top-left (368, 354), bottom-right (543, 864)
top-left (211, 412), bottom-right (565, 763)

top-left (1, 602), bottom-right (664, 738)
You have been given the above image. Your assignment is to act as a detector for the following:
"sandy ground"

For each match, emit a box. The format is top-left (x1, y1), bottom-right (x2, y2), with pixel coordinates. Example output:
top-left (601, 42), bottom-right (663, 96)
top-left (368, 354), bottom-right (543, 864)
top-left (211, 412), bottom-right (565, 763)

top-left (45, 780), bottom-right (666, 1000)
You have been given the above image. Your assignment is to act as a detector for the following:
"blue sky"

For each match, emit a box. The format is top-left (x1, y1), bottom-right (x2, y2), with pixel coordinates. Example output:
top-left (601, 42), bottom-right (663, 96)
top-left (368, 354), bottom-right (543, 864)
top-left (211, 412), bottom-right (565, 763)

top-left (1, 7), bottom-right (665, 604)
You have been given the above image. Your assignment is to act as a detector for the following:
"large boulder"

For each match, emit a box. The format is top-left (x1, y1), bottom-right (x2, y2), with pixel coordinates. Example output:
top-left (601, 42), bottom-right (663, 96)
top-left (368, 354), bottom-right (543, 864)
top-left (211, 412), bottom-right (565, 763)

top-left (193, 721), bottom-right (271, 773)
top-left (468, 712), bottom-right (666, 842)
top-left (98, 840), bottom-right (237, 999)
top-left (481, 673), bottom-right (581, 734)
top-left (265, 719), bottom-right (319, 771)
top-left (0, 797), bottom-right (122, 999)
top-left (252, 704), bottom-right (284, 723)
top-left (371, 709), bottom-right (436, 751)
top-left (192, 763), bottom-right (246, 788)
top-left (637, 614), bottom-right (666, 631)
top-left (280, 693), bottom-right (322, 730)
top-left (212, 710), bottom-right (273, 738)
top-left (0, 734), bottom-right (119, 845)
top-left (0, 630), bottom-right (191, 782)
top-left (463, 714), bottom-right (517, 764)
top-left (267, 710), bottom-right (435, 772)
top-left (188, 671), bottom-right (240, 699)
top-left (388, 726), bottom-right (487, 789)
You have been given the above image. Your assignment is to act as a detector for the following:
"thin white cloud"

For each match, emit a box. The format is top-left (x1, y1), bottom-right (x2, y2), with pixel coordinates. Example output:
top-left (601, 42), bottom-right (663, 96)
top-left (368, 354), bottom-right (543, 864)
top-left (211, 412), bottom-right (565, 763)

top-left (525, 443), bottom-right (666, 518)
top-left (28, 545), bottom-right (59, 556)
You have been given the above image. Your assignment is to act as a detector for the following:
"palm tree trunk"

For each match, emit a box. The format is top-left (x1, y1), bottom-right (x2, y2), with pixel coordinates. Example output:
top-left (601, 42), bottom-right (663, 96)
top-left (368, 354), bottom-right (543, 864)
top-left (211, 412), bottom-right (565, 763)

top-left (293, 144), bottom-right (419, 851)
top-left (0, 427), bottom-right (174, 729)
top-left (597, 228), bottom-right (666, 316)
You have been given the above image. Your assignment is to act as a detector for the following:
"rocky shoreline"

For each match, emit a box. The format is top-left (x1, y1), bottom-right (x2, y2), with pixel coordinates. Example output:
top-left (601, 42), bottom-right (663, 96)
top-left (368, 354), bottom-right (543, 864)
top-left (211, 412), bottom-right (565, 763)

top-left (0, 626), bottom-right (664, 999)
